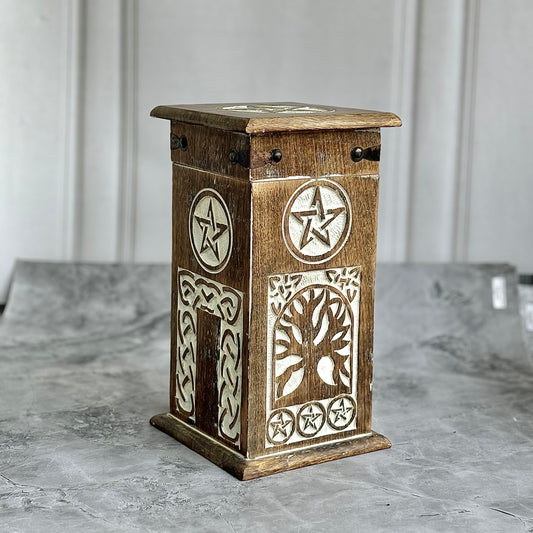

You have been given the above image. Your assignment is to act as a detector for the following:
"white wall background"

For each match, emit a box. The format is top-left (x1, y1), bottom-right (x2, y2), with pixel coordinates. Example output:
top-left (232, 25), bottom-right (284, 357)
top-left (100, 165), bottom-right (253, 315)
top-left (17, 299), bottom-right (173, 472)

top-left (1, 0), bottom-right (533, 302)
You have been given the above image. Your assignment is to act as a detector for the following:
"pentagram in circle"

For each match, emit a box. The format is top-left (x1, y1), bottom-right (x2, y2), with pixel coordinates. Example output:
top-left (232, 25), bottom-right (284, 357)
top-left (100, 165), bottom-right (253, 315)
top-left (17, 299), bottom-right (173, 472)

top-left (297, 402), bottom-right (326, 438)
top-left (220, 104), bottom-right (335, 114)
top-left (266, 409), bottom-right (295, 445)
top-left (327, 395), bottom-right (357, 431)
top-left (189, 189), bottom-right (233, 273)
top-left (283, 179), bottom-right (351, 263)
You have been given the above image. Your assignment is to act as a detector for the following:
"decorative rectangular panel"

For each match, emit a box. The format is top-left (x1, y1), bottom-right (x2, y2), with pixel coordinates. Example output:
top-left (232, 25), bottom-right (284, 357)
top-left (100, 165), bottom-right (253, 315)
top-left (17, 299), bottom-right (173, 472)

top-left (175, 267), bottom-right (243, 445)
top-left (265, 267), bottom-right (361, 447)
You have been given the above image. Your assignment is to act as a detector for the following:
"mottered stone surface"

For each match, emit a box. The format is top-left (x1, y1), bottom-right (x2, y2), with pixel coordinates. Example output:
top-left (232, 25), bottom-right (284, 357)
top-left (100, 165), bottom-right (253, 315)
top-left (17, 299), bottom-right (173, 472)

top-left (1, 261), bottom-right (533, 532)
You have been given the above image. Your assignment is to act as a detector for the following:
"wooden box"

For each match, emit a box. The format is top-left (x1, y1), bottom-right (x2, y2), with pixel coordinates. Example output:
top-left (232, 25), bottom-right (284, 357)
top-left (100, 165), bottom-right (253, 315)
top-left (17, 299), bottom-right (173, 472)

top-left (150, 102), bottom-right (401, 480)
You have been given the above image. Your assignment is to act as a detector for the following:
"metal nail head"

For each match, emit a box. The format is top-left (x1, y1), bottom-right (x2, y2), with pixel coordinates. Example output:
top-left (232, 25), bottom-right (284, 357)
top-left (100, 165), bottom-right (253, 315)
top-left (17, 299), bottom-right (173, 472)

top-left (351, 147), bottom-right (363, 163)
top-left (270, 148), bottom-right (282, 164)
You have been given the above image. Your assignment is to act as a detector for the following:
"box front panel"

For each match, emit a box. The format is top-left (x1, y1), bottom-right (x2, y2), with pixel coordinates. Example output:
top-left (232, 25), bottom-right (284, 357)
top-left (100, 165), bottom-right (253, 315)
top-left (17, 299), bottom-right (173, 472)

top-left (248, 172), bottom-right (379, 457)
top-left (171, 164), bottom-right (251, 453)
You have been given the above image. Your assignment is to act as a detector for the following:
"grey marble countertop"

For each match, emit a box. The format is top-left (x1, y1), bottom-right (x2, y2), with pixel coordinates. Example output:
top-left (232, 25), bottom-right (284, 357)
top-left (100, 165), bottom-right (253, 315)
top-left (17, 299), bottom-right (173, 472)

top-left (1, 261), bottom-right (532, 532)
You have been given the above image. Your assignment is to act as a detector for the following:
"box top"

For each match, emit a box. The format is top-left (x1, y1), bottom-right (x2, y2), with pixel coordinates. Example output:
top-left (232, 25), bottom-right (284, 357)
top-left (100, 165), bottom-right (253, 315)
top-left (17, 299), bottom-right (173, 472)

top-left (150, 102), bottom-right (401, 133)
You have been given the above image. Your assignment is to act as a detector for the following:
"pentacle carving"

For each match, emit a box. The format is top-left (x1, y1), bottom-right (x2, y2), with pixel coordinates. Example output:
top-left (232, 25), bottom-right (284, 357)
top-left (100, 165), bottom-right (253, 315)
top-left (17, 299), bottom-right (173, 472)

top-left (266, 409), bottom-right (295, 445)
top-left (189, 189), bottom-right (232, 273)
top-left (220, 104), bottom-right (335, 114)
top-left (176, 268), bottom-right (243, 445)
top-left (327, 395), bottom-right (357, 431)
top-left (297, 402), bottom-right (326, 437)
top-left (283, 179), bottom-right (351, 264)
top-left (273, 285), bottom-right (353, 408)
top-left (265, 267), bottom-right (361, 447)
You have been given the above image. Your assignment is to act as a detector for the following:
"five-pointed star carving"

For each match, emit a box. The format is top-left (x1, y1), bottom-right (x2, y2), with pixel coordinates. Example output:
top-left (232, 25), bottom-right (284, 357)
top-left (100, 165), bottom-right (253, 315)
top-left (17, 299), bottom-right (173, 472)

top-left (194, 199), bottom-right (228, 260)
top-left (222, 104), bottom-right (333, 114)
top-left (270, 412), bottom-right (293, 439)
top-left (291, 186), bottom-right (345, 250)
top-left (301, 407), bottom-right (323, 431)
top-left (330, 398), bottom-right (353, 424)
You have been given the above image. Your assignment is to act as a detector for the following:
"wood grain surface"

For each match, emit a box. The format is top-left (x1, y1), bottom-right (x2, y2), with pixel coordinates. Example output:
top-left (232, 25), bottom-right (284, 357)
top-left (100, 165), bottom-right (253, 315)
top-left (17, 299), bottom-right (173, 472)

top-left (155, 103), bottom-right (399, 477)
top-left (170, 122), bottom-right (250, 180)
top-left (170, 164), bottom-right (251, 453)
top-left (248, 171), bottom-right (379, 456)
top-left (150, 413), bottom-right (390, 480)
top-left (152, 102), bottom-right (401, 133)
top-left (251, 129), bottom-right (380, 179)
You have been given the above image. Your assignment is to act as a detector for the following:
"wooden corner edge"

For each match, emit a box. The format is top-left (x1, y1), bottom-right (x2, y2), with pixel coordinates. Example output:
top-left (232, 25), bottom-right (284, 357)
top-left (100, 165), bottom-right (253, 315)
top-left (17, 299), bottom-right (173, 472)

top-left (150, 413), bottom-right (391, 481)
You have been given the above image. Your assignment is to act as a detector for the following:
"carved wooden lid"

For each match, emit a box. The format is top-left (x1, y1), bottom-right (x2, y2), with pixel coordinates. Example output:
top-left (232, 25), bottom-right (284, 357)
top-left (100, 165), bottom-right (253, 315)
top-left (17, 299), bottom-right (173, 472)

top-left (150, 102), bottom-right (401, 133)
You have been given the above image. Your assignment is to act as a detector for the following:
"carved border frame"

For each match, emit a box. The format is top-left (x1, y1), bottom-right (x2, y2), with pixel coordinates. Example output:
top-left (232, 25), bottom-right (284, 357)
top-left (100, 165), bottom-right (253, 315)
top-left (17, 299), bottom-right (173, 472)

top-left (175, 267), bottom-right (243, 445)
top-left (265, 266), bottom-right (361, 448)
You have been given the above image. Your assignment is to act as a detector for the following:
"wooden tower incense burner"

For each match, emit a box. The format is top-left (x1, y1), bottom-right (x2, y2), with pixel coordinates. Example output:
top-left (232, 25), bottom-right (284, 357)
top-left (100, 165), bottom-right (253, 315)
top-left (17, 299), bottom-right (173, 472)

top-left (150, 102), bottom-right (401, 480)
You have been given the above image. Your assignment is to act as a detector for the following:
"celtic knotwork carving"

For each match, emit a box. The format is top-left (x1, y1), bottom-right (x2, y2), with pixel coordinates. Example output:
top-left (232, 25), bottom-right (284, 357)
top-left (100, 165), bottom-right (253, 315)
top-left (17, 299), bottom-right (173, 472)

top-left (176, 308), bottom-right (196, 416)
top-left (218, 287), bottom-right (242, 325)
top-left (326, 267), bottom-right (361, 302)
top-left (268, 274), bottom-right (303, 315)
top-left (218, 328), bottom-right (241, 442)
top-left (179, 274), bottom-right (241, 325)
top-left (176, 268), bottom-right (243, 445)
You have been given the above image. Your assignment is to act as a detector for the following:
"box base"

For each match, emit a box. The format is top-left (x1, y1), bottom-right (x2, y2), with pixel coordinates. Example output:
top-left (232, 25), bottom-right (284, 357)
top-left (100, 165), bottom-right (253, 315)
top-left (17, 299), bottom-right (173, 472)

top-left (150, 412), bottom-right (391, 480)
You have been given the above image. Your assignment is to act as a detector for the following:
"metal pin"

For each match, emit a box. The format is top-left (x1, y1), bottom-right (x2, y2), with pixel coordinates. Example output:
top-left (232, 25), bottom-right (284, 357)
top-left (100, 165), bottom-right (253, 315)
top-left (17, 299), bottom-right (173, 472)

top-left (270, 148), bottom-right (282, 164)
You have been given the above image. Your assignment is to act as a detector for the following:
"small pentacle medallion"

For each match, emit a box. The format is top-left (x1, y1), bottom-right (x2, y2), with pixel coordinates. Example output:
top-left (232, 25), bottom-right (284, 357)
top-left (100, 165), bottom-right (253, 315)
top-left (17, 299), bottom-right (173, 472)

top-left (296, 402), bottom-right (326, 438)
top-left (327, 395), bottom-right (357, 431)
top-left (266, 409), bottom-right (295, 445)
top-left (189, 189), bottom-right (233, 273)
top-left (283, 179), bottom-right (351, 264)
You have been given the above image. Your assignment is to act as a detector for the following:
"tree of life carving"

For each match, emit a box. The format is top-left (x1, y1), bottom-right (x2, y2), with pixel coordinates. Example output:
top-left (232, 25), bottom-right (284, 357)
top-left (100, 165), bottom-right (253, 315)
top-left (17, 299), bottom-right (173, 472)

top-left (273, 285), bottom-right (353, 408)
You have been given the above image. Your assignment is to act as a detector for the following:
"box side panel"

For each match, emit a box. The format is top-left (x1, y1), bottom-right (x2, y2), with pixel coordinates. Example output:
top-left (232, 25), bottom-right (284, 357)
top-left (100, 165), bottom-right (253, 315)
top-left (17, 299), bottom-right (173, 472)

top-left (250, 129), bottom-right (380, 180)
top-left (171, 122), bottom-right (250, 181)
top-left (247, 130), bottom-right (380, 458)
top-left (171, 164), bottom-right (251, 454)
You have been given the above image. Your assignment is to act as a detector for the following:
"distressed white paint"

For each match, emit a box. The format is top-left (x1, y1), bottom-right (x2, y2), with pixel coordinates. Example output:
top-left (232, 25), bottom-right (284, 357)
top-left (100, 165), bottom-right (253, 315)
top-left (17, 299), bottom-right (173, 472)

top-left (265, 267), bottom-right (361, 448)
top-left (327, 395), bottom-right (357, 431)
top-left (189, 189), bottom-right (233, 274)
top-left (176, 267), bottom-right (243, 444)
top-left (282, 179), bottom-right (351, 264)
top-left (220, 104), bottom-right (335, 114)
top-left (2, 1), bottom-right (533, 302)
